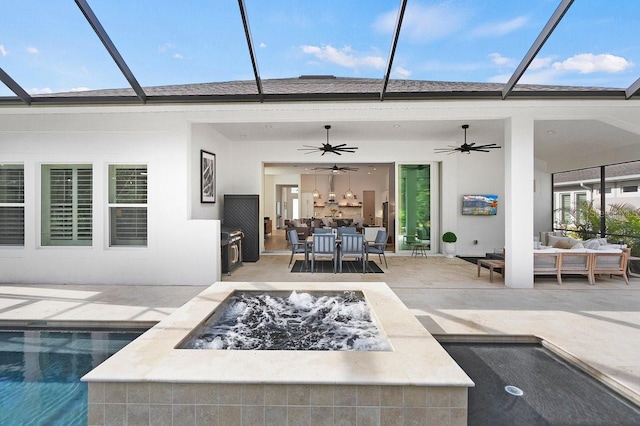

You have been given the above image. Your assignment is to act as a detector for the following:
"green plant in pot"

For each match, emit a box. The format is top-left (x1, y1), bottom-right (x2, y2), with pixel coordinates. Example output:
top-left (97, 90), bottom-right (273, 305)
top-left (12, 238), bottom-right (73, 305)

top-left (442, 232), bottom-right (457, 258)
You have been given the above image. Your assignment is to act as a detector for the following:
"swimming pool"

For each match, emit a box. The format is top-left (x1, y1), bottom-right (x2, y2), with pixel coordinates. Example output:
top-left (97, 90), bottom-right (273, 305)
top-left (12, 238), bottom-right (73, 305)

top-left (440, 341), bottom-right (640, 425)
top-left (0, 328), bottom-right (143, 425)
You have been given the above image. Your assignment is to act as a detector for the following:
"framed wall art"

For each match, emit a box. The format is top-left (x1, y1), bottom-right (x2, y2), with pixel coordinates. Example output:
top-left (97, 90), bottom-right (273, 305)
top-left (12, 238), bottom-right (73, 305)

top-left (200, 150), bottom-right (216, 203)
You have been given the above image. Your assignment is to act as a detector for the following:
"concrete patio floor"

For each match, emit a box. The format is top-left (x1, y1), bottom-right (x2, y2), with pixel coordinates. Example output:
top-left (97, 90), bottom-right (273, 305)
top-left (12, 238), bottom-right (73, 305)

top-left (0, 254), bottom-right (638, 406)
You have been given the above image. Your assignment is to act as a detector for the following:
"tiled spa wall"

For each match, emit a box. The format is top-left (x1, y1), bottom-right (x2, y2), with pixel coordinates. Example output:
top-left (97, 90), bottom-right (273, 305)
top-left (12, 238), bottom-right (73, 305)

top-left (88, 382), bottom-right (468, 425)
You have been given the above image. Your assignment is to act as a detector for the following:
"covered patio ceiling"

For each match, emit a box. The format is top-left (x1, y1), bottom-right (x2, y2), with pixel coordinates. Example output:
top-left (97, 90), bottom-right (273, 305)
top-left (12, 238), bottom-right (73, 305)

top-left (1, 0), bottom-right (640, 106)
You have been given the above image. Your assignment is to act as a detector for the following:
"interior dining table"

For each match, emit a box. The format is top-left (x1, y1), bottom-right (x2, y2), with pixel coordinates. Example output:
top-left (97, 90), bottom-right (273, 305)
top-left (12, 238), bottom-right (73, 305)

top-left (305, 233), bottom-right (371, 272)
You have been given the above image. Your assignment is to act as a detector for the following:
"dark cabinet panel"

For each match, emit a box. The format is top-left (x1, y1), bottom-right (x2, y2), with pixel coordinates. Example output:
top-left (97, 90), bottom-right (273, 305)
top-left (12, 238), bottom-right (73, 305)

top-left (224, 194), bottom-right (260, 262)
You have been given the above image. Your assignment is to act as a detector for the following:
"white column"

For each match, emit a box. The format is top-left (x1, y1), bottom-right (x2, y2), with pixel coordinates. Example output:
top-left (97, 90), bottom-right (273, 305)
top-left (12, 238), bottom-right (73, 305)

top-left (504, 116), bottom-right (534, 288)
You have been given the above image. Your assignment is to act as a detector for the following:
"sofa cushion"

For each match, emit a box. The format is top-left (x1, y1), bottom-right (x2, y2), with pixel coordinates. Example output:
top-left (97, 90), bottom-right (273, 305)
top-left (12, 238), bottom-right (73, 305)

top-left (553, 240), bottom-right (574, 249)
top-left (547, 235), bottom-right (569, 247)
top-left (596, 246), bottom-right (622, 253)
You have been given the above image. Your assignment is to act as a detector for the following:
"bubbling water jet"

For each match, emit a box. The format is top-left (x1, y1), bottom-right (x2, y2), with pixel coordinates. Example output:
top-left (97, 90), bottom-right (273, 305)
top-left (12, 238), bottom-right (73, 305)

top-left (182, 290), bottom-right (390, 351)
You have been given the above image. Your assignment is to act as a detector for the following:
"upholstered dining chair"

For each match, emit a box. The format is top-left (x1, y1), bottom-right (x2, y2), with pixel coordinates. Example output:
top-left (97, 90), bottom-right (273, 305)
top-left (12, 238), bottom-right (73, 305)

top-left (367, 230), bottom-right (388, 268)
top-left (313, 227), bottom-right (331, 234)
top-left (288, 229), bottom-right (307, 270)
top-left (311, 233), bottom-right (337, 273)
top-left (339, 234), bottom-right (366, 273)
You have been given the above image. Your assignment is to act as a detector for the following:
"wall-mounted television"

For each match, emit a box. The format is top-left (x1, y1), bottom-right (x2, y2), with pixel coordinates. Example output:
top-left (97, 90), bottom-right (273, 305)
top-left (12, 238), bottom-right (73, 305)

top-left (462, 194), bottom-right (498, 216)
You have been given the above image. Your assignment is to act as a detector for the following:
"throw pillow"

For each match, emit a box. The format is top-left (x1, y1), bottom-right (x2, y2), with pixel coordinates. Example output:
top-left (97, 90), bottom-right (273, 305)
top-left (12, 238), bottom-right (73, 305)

top-left (553, 240), bottom-right (574, 249)
top-left (583, 239), bottom-right (601, 250)
top-left (547, 235), bottom-right (569, 247)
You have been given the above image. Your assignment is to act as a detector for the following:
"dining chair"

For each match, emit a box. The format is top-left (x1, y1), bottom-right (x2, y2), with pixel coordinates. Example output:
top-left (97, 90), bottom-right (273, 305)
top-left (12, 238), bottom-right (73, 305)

top-left (287, 229), bottom-right (307, 270)
top-left (313, 227), bottom-right (331, 234)
top-left (367, 230), bottom-right (388, 268)
top-left (337, 226), bottom-right (357, 237)
top-left (311, 233), bottom-right (337, 273)
top-left (339, 234), bottom-right (366, 273)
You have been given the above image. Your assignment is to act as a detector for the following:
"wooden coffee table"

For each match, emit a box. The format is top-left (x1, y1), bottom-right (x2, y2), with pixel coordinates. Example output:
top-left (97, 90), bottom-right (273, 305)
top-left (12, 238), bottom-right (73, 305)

top-left (477, 258), bottom-right (505, 282)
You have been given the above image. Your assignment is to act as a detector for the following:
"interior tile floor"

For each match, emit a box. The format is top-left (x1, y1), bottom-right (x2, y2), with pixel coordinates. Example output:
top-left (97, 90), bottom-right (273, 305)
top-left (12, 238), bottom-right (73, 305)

top-left (1, 252), bottom-right (638, 406)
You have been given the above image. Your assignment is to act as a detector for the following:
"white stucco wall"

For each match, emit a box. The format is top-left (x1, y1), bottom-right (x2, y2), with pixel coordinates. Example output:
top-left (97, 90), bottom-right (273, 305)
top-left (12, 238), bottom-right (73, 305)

top-left (0, 109), bottom-right (220, 285)
top-left (1, 98), bottom-right (639, 286)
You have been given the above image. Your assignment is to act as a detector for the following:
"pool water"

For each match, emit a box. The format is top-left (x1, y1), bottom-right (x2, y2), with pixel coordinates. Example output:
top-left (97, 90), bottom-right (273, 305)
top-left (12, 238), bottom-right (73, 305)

top-left (0, 329), bottom-right (142, 425)
top-left (441, 342), bottom-right (640, 425)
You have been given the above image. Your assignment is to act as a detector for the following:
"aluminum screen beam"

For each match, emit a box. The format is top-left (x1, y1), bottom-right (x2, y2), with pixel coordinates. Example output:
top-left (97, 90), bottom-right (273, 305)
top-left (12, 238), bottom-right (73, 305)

top-left (380, 0), bottom-right (407, 101)
top-left (0, 68), bottom-right (32, 105)
top-left (625, 77), bottom-right (640, 99)
top-left (238, 0), bottom-right (263, 101)
top-left (74, 0), bottom-right (147, 104)
top-left (502, 0), bottom-right (574, 99)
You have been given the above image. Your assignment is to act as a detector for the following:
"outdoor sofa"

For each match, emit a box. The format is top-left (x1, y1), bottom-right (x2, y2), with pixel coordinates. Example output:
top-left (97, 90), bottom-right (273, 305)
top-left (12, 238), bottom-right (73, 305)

top-left (534, 235), bottom-right (629, 285)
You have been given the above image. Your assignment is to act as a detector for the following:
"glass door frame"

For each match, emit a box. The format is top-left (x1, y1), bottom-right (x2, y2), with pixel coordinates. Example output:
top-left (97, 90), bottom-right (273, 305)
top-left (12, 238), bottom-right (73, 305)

top-left (395, 162), bottom-right (440, 254)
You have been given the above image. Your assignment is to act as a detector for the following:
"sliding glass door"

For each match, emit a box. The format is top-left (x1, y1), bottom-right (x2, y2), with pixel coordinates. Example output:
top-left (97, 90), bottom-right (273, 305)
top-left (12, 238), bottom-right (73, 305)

top-left (398, 164), bottom-right (434, 250)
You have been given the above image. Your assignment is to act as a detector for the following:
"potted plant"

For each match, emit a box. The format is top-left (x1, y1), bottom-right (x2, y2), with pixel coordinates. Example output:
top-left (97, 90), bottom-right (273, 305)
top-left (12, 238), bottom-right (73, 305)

top-left (442, 232), bottom-right (457, 258)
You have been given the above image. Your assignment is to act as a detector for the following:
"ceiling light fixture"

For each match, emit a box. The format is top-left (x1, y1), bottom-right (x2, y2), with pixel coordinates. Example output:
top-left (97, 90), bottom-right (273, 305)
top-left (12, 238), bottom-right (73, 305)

top-left (345, 170), bottom-right (354, 198)
top-left (312, 170), bottom-right (321, 199)
top-left (298, 125), bottom-right (359, 156)
top-left (434, 124), bottom-right (501, 154)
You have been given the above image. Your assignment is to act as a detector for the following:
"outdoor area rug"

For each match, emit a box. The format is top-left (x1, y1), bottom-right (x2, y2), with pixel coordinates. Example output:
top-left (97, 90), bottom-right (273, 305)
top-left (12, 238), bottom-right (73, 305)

top-left (291, 260), bottom-right (383, 273)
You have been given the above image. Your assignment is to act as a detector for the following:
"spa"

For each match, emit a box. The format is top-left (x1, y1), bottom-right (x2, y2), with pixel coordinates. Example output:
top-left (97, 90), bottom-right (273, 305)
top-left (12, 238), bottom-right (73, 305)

top-left (82, 282), bottom-right (473, 425)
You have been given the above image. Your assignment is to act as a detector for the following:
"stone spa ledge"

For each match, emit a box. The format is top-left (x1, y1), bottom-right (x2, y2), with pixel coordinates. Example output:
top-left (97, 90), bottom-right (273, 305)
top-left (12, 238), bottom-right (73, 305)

top-left (83, 282), bottom-right (473, 426)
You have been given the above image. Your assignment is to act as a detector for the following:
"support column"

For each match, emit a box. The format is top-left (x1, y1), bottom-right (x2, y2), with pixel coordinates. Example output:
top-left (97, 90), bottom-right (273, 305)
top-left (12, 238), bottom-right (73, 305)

top-left (504, 116), bottom-right (535, 288)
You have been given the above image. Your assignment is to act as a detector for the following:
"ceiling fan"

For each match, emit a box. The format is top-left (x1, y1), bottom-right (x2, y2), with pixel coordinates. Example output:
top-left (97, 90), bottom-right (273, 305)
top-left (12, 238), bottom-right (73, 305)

top-left (298, 125), bottom-right (359, 155)
top-left (434, 124), bottom-right (501, 154)
top-left (314, 164), bottom-right (359, 173)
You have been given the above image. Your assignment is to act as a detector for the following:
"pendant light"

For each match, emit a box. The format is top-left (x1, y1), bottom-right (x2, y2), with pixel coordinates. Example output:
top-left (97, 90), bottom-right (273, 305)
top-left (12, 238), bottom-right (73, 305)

top-left (344, 170), bottom-right (354, 199)
top-left (328, 175), bottom-right (336, 201)
top-left (312, 170), bottom-right (321, 199)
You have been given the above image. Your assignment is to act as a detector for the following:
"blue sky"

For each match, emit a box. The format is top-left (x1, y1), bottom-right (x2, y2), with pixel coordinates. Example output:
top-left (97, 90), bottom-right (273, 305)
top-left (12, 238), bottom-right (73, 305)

top-left (0, 0), bottom-right (638, 96)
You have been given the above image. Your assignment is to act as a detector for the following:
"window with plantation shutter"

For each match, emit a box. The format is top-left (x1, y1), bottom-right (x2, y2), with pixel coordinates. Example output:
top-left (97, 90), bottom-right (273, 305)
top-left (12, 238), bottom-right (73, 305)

top-left (41, 164), bottom-right (92, 246)
top-left (109, 165), bottom-right (147, 246)
top-left (0, 164), bottom-right (25, 246)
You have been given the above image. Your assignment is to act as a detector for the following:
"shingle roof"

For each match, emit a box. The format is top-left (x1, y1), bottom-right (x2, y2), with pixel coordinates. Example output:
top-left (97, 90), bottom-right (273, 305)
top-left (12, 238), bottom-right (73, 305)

top-left (37, 76), bottom-right (623, 102)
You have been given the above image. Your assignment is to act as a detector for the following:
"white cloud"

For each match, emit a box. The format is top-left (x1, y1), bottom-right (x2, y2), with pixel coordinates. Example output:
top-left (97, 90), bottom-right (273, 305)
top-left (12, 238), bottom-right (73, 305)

top-left (158, 43), bottom-right (174, 53)
top-left (489, 53), bottom-right (513, 67)
top-left (0, 44), bottom-right (7, 56)
top-left (392, 66), bottom-right (411, 79)
top-left (499, 53), bottom-right (634, 86)
top-left (27, 87), bottom-right (53, 95)
top-left (552, 53), bottom-right (633, 74)
top-left (471, 16), bottom-right (529, 38)
top-left (71, 87), bottom-right (90, 92)
top-left (173, 53), bottom-right (184, 59)
top-left (301, 45), bottom-right (385, 70)
top-left (27, 46), bottom-right (39, 54)
top-left (529, 56), bottom-right (553, 70)
top-left (374, 3), bottom-right (465, 43)
top-left (259, 42), bottom-right (267, 48)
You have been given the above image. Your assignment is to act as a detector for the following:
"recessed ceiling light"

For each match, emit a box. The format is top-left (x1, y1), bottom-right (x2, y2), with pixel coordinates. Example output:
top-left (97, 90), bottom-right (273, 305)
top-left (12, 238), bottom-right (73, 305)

top-left (547, 130), bottom-right (556, 135)
top-left (265, 124), bottom-right (273, 129)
